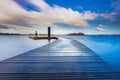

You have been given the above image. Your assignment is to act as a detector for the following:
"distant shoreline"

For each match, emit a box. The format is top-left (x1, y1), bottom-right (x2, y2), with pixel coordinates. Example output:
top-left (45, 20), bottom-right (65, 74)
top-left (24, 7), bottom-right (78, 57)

top-left (0, 33), bottom-right (120, 36)
top-left (0, 34), bottom-right (120, 36)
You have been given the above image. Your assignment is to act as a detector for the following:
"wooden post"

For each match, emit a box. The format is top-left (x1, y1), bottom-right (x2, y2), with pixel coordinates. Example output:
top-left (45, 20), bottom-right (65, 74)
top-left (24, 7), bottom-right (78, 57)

top-left (48, 27), bottom-right (51, 42)
top-left (35, 31), bottom-right (38, 37)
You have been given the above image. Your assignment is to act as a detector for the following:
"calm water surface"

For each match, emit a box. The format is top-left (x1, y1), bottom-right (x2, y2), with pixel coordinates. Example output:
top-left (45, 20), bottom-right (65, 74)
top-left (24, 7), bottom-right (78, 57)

top-left (66, 36), bottom-right (120, 71)
top-left (0, 35), bottom-right (52, 61)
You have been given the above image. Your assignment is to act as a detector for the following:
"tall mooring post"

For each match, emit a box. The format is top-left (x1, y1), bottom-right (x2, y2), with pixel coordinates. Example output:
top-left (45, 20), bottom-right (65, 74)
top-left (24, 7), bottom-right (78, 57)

top-left (48, 27), bottom-right (51, 42)
top-left (35, 31), bottom-right (38, 37)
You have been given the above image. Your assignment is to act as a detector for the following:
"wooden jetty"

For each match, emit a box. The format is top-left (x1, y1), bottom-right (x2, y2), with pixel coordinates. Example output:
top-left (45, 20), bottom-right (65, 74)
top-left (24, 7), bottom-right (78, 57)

top-left (0, 37), bottom-right (120, 80)
top-left (29, 36), bottom-right (58, 40)
top-left (29, 27), bottom-right (57, 40)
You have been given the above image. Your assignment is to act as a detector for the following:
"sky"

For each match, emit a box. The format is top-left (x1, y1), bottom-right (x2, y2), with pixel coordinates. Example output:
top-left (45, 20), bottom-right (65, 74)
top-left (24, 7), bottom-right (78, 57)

top-left (0, 0), bottom-right (120, 34)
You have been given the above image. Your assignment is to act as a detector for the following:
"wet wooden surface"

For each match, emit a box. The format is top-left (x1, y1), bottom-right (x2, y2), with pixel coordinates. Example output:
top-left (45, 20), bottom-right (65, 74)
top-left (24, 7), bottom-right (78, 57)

top-left (0, 37), bottom-right (120, 80)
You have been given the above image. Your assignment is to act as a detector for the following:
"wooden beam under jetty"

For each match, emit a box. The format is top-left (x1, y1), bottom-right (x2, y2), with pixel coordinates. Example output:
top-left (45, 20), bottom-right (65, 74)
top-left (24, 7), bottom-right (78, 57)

top-left (29, 36), bottom-right (58, 40)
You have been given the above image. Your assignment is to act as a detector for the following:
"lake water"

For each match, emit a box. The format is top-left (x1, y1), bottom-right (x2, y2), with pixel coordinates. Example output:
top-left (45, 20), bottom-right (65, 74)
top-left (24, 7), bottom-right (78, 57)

top-left (0, 35), bottom-right (52, 61)
top-left (0, 35), bottom-right (120, 71)
top-left (66, 36), bottom-right (120, 71)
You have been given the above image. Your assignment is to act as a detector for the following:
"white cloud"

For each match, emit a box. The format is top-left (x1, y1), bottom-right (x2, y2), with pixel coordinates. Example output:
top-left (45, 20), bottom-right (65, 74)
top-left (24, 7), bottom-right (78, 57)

top-left (0, 0), bottom-right (117, 34)
top-left (0, 23), bottom-right (73, 34)
top-left (95, 24), bottom-right (106, 32)
top-left (0, 0), bottom-right (99, 28)
top-left (100, 12), bottom-right (117, 21)
top-left (78, 6), bottom-right (83, 10)
top-left (112, 0), bottom-right (120, 12)
top-left (0, 23), bottom-right (39, 34)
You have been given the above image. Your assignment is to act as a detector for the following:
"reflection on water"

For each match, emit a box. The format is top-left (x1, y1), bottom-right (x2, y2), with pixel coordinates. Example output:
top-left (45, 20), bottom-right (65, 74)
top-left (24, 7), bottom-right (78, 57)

top-left (55, 38), bottom-right (81, 56)
top-left (66, 36), bottom-right (120, 71)
top-left (0, 35), bottom-right (53, 61)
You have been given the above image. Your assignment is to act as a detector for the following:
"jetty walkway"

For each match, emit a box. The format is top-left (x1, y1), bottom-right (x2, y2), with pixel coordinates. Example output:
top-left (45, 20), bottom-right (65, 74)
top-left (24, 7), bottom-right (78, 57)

top-left (0, 37), bottom-right (120, 80)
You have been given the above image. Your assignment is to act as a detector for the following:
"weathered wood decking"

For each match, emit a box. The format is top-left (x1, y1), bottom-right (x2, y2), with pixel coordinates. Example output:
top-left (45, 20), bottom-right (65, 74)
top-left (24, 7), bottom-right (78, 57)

top-left (0, 37), bottom-right (120, 80)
